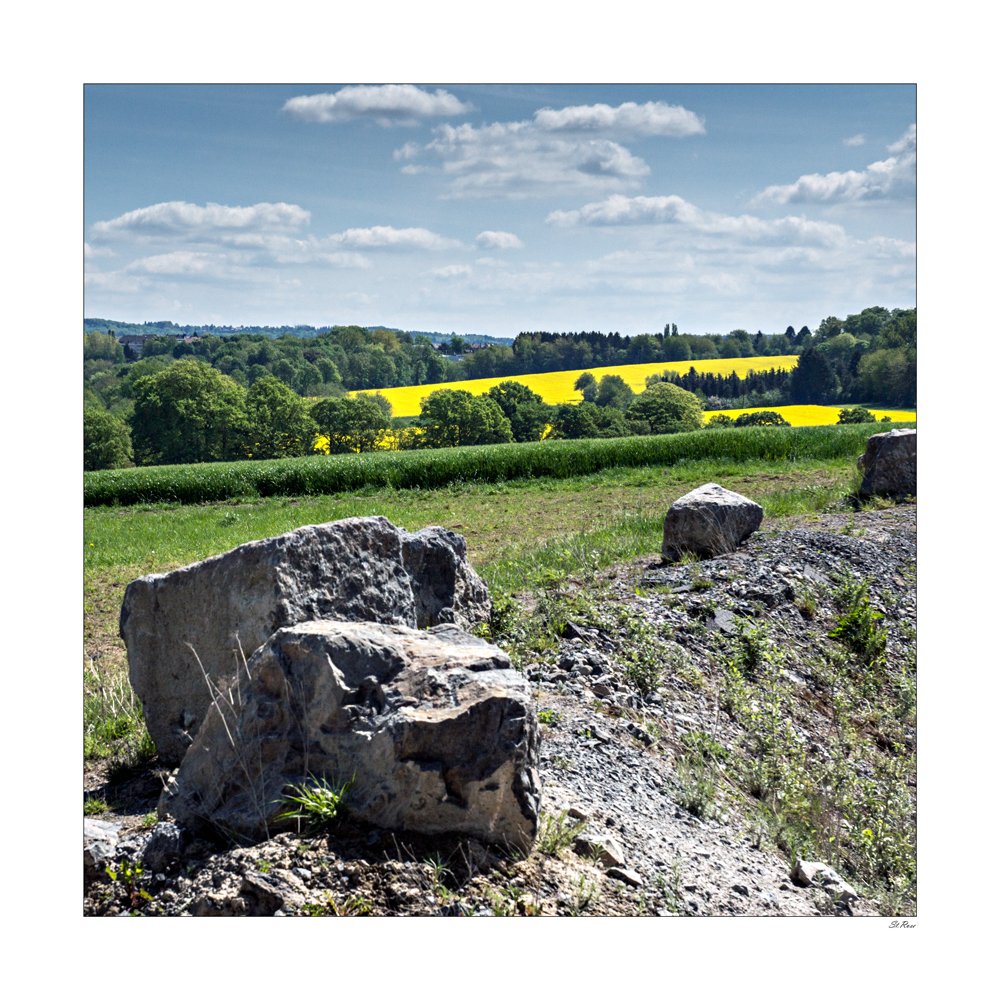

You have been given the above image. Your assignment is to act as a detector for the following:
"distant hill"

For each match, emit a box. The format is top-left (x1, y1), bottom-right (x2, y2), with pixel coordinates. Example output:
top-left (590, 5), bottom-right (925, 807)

top-left (83, 318), bottom-right (513, 347)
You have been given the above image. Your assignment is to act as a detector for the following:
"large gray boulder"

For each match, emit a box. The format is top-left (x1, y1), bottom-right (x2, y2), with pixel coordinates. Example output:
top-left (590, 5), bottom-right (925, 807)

top-left (857, 428), bottom-right (916, 497)
top-left (157, 620), bottom-right (541, 849)
top-left (120, 517), bottom-right (491, 764)
top-left (662, 483), bottom-right (763, 560)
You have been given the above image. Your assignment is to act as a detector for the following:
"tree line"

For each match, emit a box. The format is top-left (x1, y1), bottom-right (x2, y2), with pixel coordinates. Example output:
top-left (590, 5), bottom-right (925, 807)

top-left (84, 361), bottom-right (707, 470)
top-left (84, 304), bottom-right (915, 470)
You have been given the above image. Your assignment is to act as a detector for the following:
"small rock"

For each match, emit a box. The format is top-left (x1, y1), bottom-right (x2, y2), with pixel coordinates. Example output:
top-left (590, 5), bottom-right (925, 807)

top-left (84, 818), bottom-right (121, 871)
top-left (605, 867), bottom-right (643, 887)
top-left (573, 835), bottom-right (626, 868)
top-left (731, 884), bottom-right (750, 896)
top-left (142, 821), bottom-right (189, 874)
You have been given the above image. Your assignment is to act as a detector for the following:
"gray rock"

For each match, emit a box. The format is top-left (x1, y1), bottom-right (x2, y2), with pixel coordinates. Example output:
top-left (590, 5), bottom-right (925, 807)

top-left (605, 867), bottom-right (643, 887)
top-left (238, 871), bottom-right (307, 916)
top-left (857, 429), bottom-right (916, 497)
top-left (142, 821), bottom-right (189, 874)
top-left (662, 483), bottom-right (764, 561)
top-left (120, 516), bottom-right (491, 764)
top-left (84, 818), bottom-right (121, 871)
top-left (158, 620), bottom-right (540, 849)
top-left (573, 835), bottom-right (627, 867)
top-left (791, 859), bottom-right (859, 902)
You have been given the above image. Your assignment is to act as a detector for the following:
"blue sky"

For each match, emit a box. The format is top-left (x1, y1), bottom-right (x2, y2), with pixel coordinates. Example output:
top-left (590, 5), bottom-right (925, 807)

top-left (84, 84), bottom-right (915, 337)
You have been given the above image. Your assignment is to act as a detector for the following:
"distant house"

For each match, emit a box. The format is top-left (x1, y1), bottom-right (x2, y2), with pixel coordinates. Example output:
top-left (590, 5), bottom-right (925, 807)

top-left (117, 332), bottom-right (186, 357)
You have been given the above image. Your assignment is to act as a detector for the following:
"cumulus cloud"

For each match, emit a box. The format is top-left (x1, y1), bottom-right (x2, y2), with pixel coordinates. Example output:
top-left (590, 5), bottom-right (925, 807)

top-left (431, 264), bottom-right (472, 279)
top-left (533, 101), bottom-right (705, 137)
top-left (843, 134), bottom-right (866, 147)
top-left (546, 193), bottom-right (845, 247)
top-left (476, 230), bottom-right (523, 249)
top-left (397, 120), bottom-right (651, 199)
top-left (90, 201), bottom-right (311, 240)
top-left (753, 124), bottom-right (916, 204)
top-left (329, 226), bottom-right (463, 250)
top-left (283, 85), bottom-right (473, 126)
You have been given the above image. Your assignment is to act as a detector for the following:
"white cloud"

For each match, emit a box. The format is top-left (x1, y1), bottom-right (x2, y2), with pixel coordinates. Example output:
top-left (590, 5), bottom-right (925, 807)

top-left (84, 242), bottom-right (113, 259)
top-left (90, 200), bottom-right (311, 240)
top-left (282, 85), bottom-right (473, 126)
top-left (126, 251), bottom-right (221, 275)
top-left (431, 264), bottom-right (472, 279)
top-left (476, 230), bottom-right (523, 249)
top-left (329, 226), bottom-right (463, 250)
top-left (887, 123), bottom-right (916, 154)
top-left (843, 134), bottom-right (866, 147)
top-left (753, 124), bottom-right (916, 204)
top-left (533, 101), bottom-right (705, 137)
top-left (546, 193), bottom-right (845, 247)
top-left (398, 121), bottom-right (651, 199)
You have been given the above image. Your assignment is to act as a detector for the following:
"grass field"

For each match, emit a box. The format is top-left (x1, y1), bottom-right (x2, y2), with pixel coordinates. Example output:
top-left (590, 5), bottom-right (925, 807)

top-left (84, 455), bottom-right (861, 754)
top-left (708, 405), bottom-right (916, 426)
top-left (356, 355), bottom-right (800, 416)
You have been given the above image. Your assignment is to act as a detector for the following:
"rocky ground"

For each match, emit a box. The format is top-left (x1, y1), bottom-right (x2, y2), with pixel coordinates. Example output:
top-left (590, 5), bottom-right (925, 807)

top-left (84, 503), bottom-right (915, 917)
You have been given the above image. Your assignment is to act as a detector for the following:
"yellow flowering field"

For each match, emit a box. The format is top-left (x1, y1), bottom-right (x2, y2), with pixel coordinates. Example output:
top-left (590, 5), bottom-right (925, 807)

top-left (355, 355), bottom-right (800, 417)
top-left (706, 405), bottom-right (916, 426)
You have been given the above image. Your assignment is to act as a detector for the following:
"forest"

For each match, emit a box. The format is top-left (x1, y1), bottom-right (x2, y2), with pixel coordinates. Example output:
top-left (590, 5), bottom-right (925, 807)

top-left (83, 306), bottom-right (915, 471)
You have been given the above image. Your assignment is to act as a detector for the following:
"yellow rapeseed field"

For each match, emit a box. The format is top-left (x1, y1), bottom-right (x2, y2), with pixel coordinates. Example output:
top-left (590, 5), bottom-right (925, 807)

top-left (706, 405), bottom-right (916, 426)
top-left (354, 355), bottom-right (801, 417)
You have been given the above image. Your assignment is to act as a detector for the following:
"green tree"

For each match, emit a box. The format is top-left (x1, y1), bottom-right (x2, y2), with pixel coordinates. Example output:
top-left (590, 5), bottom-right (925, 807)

top-left (131, 359), bottom-right (248, 465)
top-left (245, 376), bottom-right (317, 458)
top-left (815, 316), bottom-right (844, 341)
top-left (140, 335), bottom-right (178, 357)
top-left (552, 401), bottom-right (600, 439)
top-left (628, 381), bottom-right (703, 434)
top-left (84, 408), bottom-right (133, 470)
top-left (574, 371), bottom-right (598, 402)
top-left (315, 357), bottom-right (340, 383)
top-left (415, 389), bottom-right (513, 448)
top-left (789, 348), bottom-right (838, 404)
top-left (855, 348), bottom-right (916, 406)
top-left (837, 406), bottom-right (877, 424)
top-left (843, 306), bottom-right (891, 340)
top-left (311, 395), bottom-right (391, 453)
top-left (733, 410), bottom-right (790, 426)
top-left (84, 331), bottom-right (125, 364)
top-left (661, 337), bottom-right (692, 362)
top-left (486, 381), bottom-right (552, 442)
top-left (594, 374), bottom-right (634, 410)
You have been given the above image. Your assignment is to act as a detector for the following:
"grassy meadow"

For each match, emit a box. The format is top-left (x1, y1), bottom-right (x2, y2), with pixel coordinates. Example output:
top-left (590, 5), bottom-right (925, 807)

top-left (84, 445), bottom-right (865, 771)
top-left (352, 355), bottom-right (800, 416)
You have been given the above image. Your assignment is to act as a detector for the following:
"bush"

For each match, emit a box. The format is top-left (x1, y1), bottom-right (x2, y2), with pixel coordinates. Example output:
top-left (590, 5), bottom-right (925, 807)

top-left (733, 410), bottom-right (790, 427)
top-left (628, 381), bottom-right (703, 434)
top-left (84, 409), bottom-right (133, 470)
top-left (706, 413), bottom-right (734, 428)
top-left (837, 406), bottom-right (877, 424)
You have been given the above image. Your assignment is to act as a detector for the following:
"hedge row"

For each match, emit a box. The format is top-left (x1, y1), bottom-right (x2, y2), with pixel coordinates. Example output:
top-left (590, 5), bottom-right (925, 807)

top-left (83, 422), bottom-right (915, 507)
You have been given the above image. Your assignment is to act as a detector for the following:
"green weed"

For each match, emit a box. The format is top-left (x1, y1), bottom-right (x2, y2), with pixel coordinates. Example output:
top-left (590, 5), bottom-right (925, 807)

top-left (536, 810), bottom-right (588, 857)
top-left (277, 775), bottom-right (355, 833)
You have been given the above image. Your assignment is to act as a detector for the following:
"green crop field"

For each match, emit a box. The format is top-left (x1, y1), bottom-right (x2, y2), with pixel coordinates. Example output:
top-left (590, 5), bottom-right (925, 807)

top-left (84, 421), bottom-right (915, 508)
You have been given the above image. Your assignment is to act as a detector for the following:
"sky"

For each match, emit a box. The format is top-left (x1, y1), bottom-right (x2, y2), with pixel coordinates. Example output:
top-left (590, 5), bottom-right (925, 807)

top-left (84, 84), bottom-right (915, 338)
